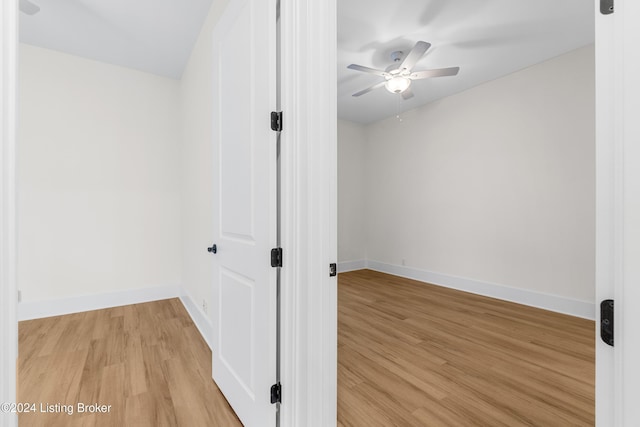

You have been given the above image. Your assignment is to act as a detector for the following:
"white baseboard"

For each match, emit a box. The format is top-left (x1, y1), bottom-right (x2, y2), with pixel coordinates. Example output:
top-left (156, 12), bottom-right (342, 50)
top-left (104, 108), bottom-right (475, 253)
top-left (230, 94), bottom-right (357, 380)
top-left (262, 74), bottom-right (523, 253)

top-left (337, 259), bottom-right (367, 273)
top-left (17, 283), bottom-right (215, 350)
top-left (179, 290), bottom-right (213, 349)
top-left (366, 260), bottom-right (595, 320)
top-left (18, 285), bottom-right (181, 321)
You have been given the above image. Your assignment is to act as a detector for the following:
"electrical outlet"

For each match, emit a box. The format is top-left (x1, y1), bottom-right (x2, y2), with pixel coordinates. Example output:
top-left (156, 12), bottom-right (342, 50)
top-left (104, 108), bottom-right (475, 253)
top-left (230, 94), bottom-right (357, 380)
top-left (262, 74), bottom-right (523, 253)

top-left (401, 259), bottom-right (406, 266)
top-left (202, 299), bottom-right (208, 314)
top-left (17, 290), bottom-right (22, 303)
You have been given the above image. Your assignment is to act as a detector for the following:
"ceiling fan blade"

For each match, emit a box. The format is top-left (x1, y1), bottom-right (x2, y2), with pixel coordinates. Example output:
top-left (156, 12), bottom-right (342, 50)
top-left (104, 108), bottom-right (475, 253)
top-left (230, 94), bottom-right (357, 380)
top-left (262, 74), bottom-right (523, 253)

top-left (347, 64), bottom-right (389, 78)
top-left (352, 81), bottom-right (386, 97)
top-left (410, 67), bottom-right (460, 79)
top-left (401, 88), bottom-right (414, 100)
top-left (399, 41), bottom-right (431, 72)
top-left (19, 0), bottom-right (40, 15)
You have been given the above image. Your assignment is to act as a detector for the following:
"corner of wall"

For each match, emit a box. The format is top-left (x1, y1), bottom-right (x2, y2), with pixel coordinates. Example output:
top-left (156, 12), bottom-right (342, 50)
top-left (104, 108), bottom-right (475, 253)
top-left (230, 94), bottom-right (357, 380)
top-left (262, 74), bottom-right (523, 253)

top-left (179, 287), bottom-right (213, 349)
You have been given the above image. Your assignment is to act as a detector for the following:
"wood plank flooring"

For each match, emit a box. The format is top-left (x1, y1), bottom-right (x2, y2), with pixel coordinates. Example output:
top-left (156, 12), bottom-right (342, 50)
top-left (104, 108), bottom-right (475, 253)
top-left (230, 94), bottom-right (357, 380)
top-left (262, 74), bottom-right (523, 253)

top-left (18, 298), bottom-right (242, 427)
top-left (337, 270), bottom-right (595, 427)
top-left (19, 270), bottom-right (595, 426)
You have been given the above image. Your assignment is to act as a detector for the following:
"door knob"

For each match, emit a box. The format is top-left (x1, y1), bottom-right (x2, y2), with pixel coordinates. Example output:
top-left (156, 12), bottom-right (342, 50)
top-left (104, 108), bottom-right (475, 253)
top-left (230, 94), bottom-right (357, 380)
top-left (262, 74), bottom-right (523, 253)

top-left (207, 244), bottom-right (217, 254)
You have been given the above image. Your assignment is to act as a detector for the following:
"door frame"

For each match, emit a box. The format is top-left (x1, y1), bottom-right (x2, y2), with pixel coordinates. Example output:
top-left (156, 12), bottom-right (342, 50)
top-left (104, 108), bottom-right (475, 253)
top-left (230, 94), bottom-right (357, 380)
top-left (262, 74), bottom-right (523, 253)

top-left (600, 0), bottom-right (640, 424)
top-left (279, 1), bottom-right (338, 425)
top-left (0, 0), bottom-right (18, 425)
top-left (595, 0), bottom-right (640, 424)
top-left (595, 0), bottom-right (616, 423)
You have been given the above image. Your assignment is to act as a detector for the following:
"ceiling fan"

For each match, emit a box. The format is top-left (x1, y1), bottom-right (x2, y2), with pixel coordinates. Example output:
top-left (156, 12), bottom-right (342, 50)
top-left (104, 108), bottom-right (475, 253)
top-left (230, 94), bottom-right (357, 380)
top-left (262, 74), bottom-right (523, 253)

top-left (19, 0), bottom-right (41, 15)
top-left (347, 41), bottom-right (460, 100)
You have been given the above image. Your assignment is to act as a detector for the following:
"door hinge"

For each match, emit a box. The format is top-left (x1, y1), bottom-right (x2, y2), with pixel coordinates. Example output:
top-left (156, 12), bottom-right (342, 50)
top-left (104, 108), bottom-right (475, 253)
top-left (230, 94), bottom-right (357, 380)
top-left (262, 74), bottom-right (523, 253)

top-left (329, 263), bottom-right (337, 277)
top-left (271, 111), bottom-right (283, 132)
top-left (600, 299), bottom-right (614, 346)
top-left (600, 0), bottom-right (613, 14)
top-left (270, 382), bottom-right (281, 404)
top-left (271, 248), bottom-right (283, 268)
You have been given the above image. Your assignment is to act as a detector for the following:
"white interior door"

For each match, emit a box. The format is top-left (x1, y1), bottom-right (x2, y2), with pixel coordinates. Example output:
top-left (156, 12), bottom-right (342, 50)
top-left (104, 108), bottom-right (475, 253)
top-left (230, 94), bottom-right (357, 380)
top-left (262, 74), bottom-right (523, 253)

top-left (211, 0), bottom-right (278, 426)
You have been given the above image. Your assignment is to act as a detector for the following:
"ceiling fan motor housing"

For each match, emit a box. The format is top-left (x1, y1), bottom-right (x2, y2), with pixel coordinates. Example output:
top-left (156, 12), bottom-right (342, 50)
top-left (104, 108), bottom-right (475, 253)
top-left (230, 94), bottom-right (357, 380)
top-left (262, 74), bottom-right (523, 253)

top-left (390, 50), bottom-right (404, 62)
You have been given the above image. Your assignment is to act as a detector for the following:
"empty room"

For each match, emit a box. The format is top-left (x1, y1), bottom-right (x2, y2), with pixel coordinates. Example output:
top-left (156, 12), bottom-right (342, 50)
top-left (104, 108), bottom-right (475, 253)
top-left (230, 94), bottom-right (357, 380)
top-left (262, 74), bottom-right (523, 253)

top-left (3, 0), bottom-right (638, 426)
top-left (15, 0), bottom-right (249, 425)
top-left (335, 0), bottom-right (595, 425)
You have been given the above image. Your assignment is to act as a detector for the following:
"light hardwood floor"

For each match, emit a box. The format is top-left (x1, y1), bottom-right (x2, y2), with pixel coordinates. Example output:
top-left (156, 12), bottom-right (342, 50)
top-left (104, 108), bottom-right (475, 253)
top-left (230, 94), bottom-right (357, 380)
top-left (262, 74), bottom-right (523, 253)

top-left (19, 270), bottom-right (595, 426)
top-left (18, 298), bottom-right (242, 427)
top-left (337, 270), bottom-right (595, 427)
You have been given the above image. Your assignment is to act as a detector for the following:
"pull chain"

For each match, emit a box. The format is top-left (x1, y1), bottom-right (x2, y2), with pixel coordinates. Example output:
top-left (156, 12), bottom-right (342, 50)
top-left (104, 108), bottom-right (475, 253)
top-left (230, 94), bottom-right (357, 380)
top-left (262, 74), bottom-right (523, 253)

top-left (396, 95), bottom-right (403, 122)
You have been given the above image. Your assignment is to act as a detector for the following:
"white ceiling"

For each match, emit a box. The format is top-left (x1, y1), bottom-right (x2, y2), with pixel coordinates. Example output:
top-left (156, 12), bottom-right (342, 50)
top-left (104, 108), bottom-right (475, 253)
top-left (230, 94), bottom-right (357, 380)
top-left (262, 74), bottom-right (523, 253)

top-left (19, 0), bottom-right (594, 122)
top-left (19, 0), bottom-right (213, 79)
top-left (338, 0), bottom-right (594, 123)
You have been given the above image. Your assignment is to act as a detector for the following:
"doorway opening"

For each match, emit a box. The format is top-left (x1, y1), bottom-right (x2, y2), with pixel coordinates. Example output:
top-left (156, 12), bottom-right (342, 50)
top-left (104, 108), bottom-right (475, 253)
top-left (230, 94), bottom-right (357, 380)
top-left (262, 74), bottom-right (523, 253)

top-left (15, 1), bottom-right (251, 425)
top-left (335, 0), bottom-right (596, 424)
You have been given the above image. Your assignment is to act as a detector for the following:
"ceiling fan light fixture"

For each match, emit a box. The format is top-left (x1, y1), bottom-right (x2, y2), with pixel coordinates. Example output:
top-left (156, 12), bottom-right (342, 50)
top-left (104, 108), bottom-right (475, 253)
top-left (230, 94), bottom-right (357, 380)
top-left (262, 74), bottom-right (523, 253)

top-left (385, 76), bottom-right (411, 94)
top-left (348, 41), bottom-right (459, 99)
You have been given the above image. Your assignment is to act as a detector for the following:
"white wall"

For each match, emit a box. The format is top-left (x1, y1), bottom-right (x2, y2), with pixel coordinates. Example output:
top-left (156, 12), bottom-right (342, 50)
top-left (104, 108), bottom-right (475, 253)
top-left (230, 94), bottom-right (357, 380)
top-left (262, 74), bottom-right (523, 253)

top-left (16, 0), bottom-right (231, 324)
top-left (337, 119), bottom-right (366, 268)
top-left (361, 45), bottom-right (595, 304)
top-left (179, 0), bottom-right (229, 332)
top-left (18, 44), bottom-right (182, 304)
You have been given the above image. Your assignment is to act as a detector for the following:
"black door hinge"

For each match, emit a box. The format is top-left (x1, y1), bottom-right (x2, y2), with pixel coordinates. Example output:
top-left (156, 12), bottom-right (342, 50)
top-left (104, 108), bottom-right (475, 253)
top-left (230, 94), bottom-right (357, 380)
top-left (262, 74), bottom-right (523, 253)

top-left (601, 0), bottom-right (613, 14)
top-left (270, 382), bottom-right (281, 404)
top-left (600, 299), bottom-right (614, 346)
top-left (271, 111), bottom-right (283, 132)
top-left (271, 248), bottom-right (283, 268)
top-left (329, 263), bottom-right (337, 277)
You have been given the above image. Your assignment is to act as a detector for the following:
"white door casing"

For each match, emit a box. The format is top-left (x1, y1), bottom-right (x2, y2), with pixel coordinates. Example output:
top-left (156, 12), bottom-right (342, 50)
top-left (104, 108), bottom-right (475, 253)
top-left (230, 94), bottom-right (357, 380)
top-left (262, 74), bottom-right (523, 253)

top-left (595, 0), bottom-right (640, 425)
top-left (1, 0), bottom-right (18, 426)
top-left (279, 1), bottom-right (338, 426)
top-left (617, 0), bottom-right (640, 423)
top-left (211, 0), bottom-right (278, 426)
top-left (595, 0), bottom-right (615, 423)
